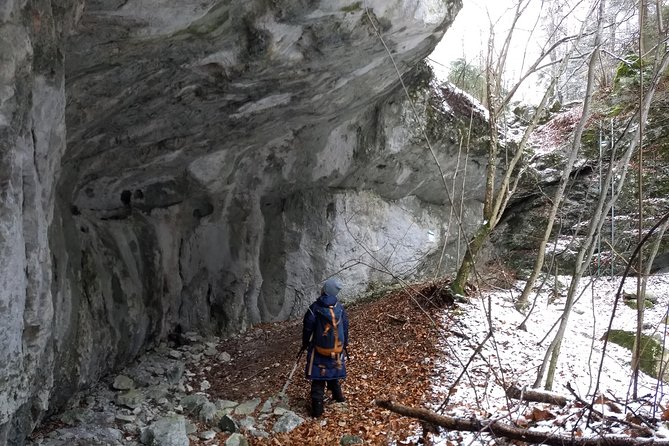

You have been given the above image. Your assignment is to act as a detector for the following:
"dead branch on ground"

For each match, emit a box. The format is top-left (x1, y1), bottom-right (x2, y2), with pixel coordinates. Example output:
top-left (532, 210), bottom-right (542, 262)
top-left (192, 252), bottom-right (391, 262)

top-left (375, 399), bottom-right (669, 446)
top-left (505, 383), bottom-right (569, 407)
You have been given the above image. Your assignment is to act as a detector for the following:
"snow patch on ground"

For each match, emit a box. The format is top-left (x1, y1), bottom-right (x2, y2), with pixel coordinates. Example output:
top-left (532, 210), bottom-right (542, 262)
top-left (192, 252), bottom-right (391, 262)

top-left (428, 274), bottom-right (669, 444)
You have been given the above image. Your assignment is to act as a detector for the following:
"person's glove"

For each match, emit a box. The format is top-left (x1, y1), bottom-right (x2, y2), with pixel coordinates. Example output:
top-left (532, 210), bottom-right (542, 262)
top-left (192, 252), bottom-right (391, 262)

top-left (297, 343), bottom-right (308, 358)
top-left (344, 345), bottom-right (350, 361)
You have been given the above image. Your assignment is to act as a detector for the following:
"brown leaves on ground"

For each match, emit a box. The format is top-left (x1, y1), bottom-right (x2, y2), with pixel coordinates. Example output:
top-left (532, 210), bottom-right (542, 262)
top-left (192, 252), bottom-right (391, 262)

top-left (525, 407), bottom-right (556, 423)
top-left (197, 279), bottom-right (455, 445)
top-left (530, 105), bottom-right (584, 151)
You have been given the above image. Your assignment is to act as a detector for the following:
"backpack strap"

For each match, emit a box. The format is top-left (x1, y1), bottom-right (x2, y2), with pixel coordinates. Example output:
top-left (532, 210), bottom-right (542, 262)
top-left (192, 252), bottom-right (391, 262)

top-left (328, 305), bottom-right (340, 354)
top-left (315, 304), bottom-right (343, 357)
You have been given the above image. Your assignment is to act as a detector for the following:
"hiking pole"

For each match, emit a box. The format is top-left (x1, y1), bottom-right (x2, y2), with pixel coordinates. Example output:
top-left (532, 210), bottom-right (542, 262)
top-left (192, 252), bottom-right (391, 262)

top-left (280, 349), bottom-right (305, 397)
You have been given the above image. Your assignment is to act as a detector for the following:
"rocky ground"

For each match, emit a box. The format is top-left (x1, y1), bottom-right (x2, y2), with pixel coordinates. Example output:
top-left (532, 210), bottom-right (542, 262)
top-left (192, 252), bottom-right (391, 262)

top-left (27, 281), bottom-right (455, 446)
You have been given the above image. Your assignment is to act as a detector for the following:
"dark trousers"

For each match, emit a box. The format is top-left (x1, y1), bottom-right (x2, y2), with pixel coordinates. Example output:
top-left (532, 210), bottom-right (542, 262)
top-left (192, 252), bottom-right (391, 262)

top-left (310, 379), bottom-right (342, 402)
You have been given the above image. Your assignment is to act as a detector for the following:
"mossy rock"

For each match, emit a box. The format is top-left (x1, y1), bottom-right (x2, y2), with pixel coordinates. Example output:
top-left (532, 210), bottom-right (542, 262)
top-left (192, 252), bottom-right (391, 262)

top-left (346, 282), bottom-right (403, 308)
top-left (341, 2), bottom-right (362, 13)
top-left (603, 329), bottom-right (663, 379)
top-left (580, 127), bottom-right (599, 157)
top-left (623, 299), bottom-right (655, 310)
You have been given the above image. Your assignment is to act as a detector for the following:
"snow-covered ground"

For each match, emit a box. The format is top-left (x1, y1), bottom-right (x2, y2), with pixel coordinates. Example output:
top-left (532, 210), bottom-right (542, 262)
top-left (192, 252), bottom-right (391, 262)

top-left (428, 274), bottom-right (669, 444)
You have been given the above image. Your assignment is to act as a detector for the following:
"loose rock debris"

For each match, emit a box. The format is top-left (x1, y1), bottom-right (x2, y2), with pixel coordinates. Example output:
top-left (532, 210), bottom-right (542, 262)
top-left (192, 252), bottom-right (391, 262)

top-left (28, 279), bottom-right (454, 446)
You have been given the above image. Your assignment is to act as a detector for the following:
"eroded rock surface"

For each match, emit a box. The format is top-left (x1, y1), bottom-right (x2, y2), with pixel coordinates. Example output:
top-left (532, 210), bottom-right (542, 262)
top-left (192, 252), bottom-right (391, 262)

top-left (0, 0), bottom-right (495, 443)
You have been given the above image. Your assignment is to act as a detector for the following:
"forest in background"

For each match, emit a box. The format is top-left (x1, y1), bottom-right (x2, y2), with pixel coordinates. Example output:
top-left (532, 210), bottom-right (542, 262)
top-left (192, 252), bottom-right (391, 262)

top-left (374, 0), bottom-right (669, 442)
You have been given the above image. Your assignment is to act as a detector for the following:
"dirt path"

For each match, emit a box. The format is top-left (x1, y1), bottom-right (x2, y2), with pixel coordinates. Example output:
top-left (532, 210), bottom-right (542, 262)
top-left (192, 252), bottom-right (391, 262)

top-left (193, 281), bottom-right (454, 445)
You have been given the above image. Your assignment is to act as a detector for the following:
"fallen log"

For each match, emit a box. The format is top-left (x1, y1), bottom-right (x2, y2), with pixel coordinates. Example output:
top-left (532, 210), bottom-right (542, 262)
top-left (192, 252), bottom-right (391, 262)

top-left (505, 384), bottom-right (569, 407)
top-left (375, 399), bottom-right (669, 446)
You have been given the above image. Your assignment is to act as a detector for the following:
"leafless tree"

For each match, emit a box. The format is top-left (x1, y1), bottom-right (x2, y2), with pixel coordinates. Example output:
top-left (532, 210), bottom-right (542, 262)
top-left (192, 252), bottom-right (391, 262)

top-left (450, 0), bottom-right (591, 296)
top-left (534, 16), bottom-right (669, 390)
top-left (515, 0), bottom-right (603, 312)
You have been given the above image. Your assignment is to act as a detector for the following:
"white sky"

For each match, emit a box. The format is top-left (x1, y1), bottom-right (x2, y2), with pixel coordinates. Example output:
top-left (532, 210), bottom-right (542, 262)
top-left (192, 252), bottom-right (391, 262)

top-left (428, 0), bottom-right (558, 103)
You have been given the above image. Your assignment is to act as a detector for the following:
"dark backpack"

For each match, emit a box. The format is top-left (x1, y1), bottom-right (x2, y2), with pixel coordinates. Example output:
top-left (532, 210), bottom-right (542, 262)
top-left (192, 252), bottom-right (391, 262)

top-left (312, 303), bottom-right (345, 358)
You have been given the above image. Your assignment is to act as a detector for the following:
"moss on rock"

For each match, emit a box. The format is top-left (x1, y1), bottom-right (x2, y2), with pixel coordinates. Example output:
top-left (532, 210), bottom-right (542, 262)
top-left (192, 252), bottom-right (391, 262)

top-left (604, 329), bottom-right (663, 379)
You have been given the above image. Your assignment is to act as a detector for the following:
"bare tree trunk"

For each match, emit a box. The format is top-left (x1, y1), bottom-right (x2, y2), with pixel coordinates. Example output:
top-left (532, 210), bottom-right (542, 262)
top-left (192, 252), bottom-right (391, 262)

top-left (451, 223), bottom-right (491, 296)
top-left (592, 209), bottom-right (669, 420)
top-left (528, 0), bottom-right (606, 390)
top-left (505, 383), bottom-right (568, 406)
top-left (450, 22), bottom-right (497, 295)
top-left (450, 4), bottom-right (590, 296)
top-left (536, 47), bottom-right (669, 390)
top-left (637, 218), bottom-right (669, 386)
top-left (632, 0), bottom-right (647, 399)
top-left (515, 1), bottom-right (600, 312)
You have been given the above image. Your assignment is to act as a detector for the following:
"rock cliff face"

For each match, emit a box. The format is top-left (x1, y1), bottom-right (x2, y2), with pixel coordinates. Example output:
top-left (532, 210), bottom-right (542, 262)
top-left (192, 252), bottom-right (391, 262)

top-left (0, 0), bottom-right (493, 442)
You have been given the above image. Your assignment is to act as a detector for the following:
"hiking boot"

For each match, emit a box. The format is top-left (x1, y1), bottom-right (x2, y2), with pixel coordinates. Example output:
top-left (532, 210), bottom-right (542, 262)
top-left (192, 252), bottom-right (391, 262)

top-left (330, 381), bottom-right (346, 402)
top-left (333, 393), bottom-right (346, 403)
top-left (332, 388), bottom-right (346, 403)
top-left (311, 400), bottom-right (324, 418)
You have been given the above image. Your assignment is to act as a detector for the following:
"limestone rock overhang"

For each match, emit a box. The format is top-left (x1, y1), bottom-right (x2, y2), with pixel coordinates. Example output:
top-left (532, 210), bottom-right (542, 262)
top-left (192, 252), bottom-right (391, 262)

top-left (64, 0), bottom-right (462, 214)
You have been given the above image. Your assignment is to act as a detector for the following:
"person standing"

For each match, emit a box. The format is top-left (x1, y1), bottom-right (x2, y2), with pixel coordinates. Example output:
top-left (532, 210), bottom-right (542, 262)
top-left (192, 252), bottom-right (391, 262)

top-left (301, 278), bottom-right (349, 417)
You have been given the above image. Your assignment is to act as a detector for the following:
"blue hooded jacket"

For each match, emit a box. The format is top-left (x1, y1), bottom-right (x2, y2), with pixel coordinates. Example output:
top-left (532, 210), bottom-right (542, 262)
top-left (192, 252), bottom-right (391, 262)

top-left (302, 279), bottom-right (349, 380)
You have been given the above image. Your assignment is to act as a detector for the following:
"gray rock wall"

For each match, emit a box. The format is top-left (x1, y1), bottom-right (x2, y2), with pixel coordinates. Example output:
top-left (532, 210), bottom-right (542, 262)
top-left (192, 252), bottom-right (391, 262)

top-left (0, 0), bottom-right (80, 443)
top-left (0, 0), bottom-right (496, 443)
